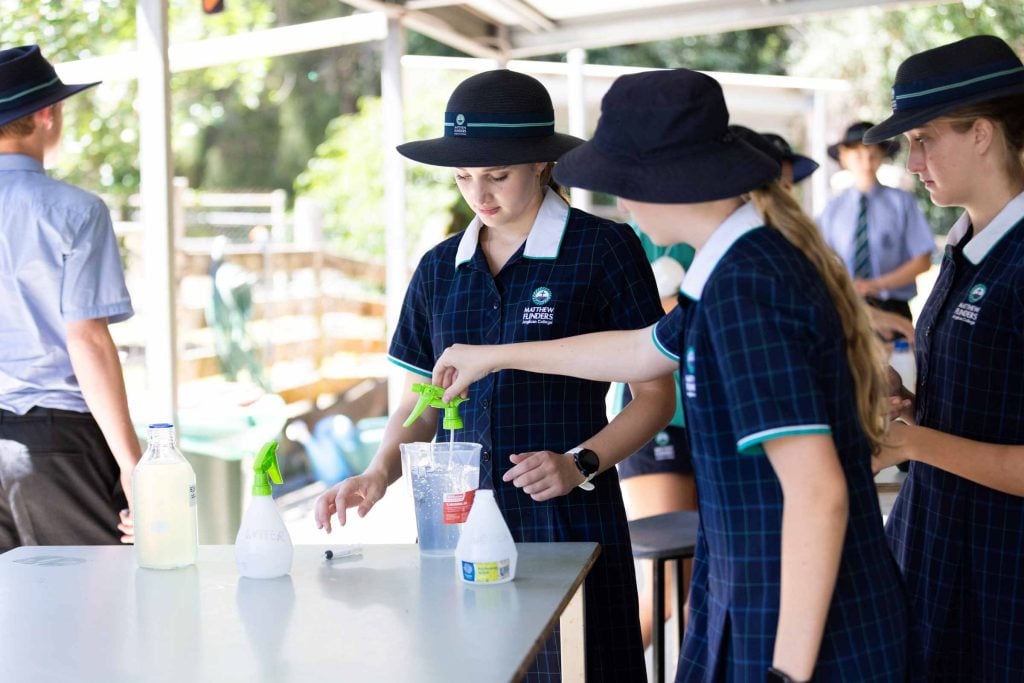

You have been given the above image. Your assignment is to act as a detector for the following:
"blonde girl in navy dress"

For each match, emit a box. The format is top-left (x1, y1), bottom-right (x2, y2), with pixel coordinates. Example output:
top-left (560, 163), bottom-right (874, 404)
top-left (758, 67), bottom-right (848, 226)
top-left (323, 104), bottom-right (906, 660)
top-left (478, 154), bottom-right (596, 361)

top-left (866, 35), bottom-right (1024, 682)
top-left (313, 69), bottom-right (675, 682)
top-left (433, 69), bottom-right (910, 682)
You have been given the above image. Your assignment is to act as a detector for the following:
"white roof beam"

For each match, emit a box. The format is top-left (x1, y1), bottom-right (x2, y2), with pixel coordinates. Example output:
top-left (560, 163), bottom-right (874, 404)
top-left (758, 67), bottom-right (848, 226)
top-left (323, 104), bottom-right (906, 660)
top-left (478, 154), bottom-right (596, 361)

top-left (56, 13), bottom-right (388, 82)
top-left (506, 0), bottom-right (942, 58)
top-left (342, 0), bottom-right (503, 59)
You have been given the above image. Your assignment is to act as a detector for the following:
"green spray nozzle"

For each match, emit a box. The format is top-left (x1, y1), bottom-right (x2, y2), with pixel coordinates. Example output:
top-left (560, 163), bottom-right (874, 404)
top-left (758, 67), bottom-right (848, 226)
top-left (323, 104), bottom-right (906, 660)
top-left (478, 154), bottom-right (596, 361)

top-left (403, 383), bottom-right (469, 431)
top-left (252, 440), bottom-right (283, 496)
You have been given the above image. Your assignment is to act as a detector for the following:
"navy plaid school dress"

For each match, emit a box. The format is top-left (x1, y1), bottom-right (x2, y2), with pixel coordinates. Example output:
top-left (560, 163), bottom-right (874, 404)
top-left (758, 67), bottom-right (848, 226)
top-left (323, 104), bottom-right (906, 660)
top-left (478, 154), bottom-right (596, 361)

top-left (390, 190), bottom-right (660, 681)
top-left (886, 195), bottom-right (1024, 682)
top-left (653, 203), bottom-right (909, 682)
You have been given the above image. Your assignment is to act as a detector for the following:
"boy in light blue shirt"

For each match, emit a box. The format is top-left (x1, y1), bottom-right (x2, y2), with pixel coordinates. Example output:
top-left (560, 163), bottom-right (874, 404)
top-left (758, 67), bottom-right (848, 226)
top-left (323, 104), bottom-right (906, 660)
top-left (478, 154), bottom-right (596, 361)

top-left (0, 45), bottom-right (140, 550)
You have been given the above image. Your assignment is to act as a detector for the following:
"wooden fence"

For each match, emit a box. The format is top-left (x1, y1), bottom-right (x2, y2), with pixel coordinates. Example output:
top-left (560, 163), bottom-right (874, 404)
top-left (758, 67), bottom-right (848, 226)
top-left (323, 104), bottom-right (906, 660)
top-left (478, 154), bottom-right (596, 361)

top-left (112, 180), bottom-right (389, 412)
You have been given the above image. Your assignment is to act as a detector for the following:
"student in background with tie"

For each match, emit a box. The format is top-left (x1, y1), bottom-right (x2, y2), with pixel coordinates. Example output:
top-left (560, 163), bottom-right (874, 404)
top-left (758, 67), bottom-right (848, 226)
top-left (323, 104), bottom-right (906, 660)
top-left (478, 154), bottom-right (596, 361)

top-left (818, 122), bottom-right (935, 326)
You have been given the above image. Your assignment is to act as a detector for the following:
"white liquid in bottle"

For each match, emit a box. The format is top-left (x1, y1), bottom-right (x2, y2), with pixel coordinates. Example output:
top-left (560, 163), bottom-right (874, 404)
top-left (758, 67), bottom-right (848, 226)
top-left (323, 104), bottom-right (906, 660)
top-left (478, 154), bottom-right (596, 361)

top-left (134, 424), bottom-right (199, 569)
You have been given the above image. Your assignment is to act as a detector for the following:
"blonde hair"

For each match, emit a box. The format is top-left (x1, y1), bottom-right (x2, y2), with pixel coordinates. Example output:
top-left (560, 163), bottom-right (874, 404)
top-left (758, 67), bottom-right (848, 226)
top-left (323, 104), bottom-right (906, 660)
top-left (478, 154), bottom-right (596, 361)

top-left (0, 113), bottom-right (35, 139)
top-left (942, 95), bottom-right (1024, 182)
top-left (540, 162), bottom-right (571, 204)
top-left (751, 181), bottom-right (889, 452)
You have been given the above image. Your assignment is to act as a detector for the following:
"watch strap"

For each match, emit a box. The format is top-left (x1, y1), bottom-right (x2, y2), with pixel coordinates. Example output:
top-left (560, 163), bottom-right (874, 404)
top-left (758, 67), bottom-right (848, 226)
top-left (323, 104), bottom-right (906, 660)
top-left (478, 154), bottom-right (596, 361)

top-left (566, 446), bottom-right (597, 491)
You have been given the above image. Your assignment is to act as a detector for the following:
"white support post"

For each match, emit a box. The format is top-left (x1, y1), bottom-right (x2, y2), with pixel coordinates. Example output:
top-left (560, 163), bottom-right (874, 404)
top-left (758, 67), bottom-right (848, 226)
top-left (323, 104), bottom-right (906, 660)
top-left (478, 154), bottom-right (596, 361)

top-left (383, 18), bottom-right (408, 414)
top-left (566, 48), bottom-right (591, 213)
top-left (137, 0), bottom-right (178, 424)
top-left (810, 89), bottom-right (830, 218)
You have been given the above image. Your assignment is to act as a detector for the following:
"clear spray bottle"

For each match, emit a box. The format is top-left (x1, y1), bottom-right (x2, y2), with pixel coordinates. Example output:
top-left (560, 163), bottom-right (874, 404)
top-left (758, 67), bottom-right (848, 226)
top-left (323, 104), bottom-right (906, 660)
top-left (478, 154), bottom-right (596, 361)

top-left (235, 441), bottom-right (293, 579)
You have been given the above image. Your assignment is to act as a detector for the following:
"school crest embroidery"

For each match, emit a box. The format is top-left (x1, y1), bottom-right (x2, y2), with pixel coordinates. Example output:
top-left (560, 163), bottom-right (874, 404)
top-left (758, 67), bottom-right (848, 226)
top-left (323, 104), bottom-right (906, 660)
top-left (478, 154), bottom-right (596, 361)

top-left (522, 286), bottom-right (555, 325)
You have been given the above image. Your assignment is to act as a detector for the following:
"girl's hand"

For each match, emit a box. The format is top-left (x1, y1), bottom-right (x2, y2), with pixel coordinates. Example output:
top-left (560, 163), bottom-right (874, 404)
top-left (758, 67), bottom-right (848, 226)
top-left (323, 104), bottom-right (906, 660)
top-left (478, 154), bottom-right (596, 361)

top-left (433, 344), bottom-right (497, 402)
top-left (874, 420), bottom-right (913, 474)
top-left (502, 450), bottom-right (585, 501)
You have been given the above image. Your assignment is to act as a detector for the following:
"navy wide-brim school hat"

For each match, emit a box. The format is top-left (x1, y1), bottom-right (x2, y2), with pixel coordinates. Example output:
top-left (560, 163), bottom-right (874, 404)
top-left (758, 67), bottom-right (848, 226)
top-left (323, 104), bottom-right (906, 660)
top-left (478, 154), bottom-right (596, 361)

top-left (553, 69), bottom-right (780, 204)
top-left (827, 121), bottom-right (900, 161)
top-left (759, 132), bottom-right (819, 183)
top-left (396, 69), bottom-right (584, 168)
top-left (865, 35), bottom-right (1024, 143)
top-left (0, 45), bottom-right (99, 128)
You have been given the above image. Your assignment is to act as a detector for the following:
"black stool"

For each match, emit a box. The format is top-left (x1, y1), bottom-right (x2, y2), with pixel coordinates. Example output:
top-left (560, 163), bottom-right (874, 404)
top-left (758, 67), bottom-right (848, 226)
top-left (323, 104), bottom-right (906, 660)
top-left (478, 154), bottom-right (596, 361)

top-left (628, 510), bottom-right (700, 683)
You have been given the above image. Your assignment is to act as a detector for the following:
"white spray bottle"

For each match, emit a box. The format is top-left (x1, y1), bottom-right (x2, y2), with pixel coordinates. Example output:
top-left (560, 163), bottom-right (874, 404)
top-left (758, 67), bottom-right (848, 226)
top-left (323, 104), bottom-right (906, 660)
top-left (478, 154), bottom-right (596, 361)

top-left (235, 441), bottom-right (293, 579)
top-left (455, 489), bottom-right (517, 585)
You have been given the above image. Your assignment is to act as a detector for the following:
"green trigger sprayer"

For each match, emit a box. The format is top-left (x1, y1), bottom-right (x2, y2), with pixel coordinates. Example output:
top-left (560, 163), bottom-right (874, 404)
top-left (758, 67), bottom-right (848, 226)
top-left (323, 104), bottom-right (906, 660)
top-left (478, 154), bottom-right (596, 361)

top-left (403, 383), bottom-right (468, 431)
top-left (235, 440), bottom-right (293, 579)
top-left (252, 441), bottom-right (284, 495)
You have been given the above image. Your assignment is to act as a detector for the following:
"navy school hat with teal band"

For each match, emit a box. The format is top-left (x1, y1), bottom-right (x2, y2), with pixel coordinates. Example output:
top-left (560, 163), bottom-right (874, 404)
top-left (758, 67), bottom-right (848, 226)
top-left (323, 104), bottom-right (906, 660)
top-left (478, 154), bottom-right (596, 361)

top-left (396, 69), bottom-right (583, 167)
top-left (865, 35), bottom-right (1024, 143)
top-left (553, 69), bottom-right (780, 204)
top-left (0, 45), bottom-right (99, 128)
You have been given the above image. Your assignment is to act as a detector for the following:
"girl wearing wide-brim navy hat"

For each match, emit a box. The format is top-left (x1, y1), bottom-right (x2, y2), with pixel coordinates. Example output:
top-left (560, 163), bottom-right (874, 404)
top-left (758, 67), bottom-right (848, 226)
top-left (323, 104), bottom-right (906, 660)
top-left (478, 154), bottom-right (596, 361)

top-left (316, 69), bottom-right (673, 682)
top-left (867, 34), bottom-right (1024, 682)
top-left (434, 68), bottom-right (909, 682)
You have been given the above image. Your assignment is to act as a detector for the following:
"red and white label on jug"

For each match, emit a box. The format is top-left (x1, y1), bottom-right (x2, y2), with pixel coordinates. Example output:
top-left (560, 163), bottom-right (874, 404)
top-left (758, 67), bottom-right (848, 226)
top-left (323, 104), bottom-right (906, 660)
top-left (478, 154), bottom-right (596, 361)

top-left (443, 489), bottom-right (476, 524)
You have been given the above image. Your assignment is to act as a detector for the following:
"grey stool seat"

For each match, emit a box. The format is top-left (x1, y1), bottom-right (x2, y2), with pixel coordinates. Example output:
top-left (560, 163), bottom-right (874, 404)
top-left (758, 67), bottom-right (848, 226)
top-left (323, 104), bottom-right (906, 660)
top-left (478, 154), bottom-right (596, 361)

top-left (628, 510), bottom-right (700, 683)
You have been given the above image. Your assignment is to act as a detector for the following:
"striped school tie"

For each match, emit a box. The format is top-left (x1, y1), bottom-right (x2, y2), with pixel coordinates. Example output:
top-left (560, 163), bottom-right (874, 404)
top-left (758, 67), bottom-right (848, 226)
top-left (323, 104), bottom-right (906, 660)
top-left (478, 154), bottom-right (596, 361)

top-left (853, 193), bottom-right (871, 279)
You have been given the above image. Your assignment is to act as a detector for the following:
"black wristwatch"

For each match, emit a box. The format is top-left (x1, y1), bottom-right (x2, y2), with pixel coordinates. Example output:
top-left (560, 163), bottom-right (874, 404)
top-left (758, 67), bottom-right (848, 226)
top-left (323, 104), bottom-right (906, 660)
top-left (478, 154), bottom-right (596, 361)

top-left (566, 447), bottom-right (599, 491)
top-left (767, 667), bottom-right (808, 683)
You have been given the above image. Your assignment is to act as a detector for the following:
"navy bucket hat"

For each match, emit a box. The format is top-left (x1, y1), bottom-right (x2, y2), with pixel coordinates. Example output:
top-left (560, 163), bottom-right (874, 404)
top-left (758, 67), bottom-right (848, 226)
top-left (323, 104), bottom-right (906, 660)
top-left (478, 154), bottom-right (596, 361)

top-left (553, 69), bottom-right (779, 204)
top-left (865, 35), bottom-right (1024, 143)
top-left (0, 45), bottom-right (99, 128)
top-left (396, 69), bottom-right (583, 167)
top-left (759, 132), bottom-right (819, 183)
top-left (828, 121), bottom-right (900, 161)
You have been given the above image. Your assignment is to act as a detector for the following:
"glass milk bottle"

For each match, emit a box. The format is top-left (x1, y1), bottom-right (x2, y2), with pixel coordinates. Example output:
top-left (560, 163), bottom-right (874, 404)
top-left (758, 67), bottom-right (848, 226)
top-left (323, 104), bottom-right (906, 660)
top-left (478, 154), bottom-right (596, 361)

top-left (133, 423), bottom-right (199, 569)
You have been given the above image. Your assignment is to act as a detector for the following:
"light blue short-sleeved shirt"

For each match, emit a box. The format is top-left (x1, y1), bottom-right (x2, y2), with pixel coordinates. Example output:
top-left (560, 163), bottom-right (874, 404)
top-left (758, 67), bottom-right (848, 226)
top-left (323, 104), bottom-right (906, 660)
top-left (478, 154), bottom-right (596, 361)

top-left (0, 154), bottom-right (133, 415)
top-left (817, 183), bottom-right (935, 302)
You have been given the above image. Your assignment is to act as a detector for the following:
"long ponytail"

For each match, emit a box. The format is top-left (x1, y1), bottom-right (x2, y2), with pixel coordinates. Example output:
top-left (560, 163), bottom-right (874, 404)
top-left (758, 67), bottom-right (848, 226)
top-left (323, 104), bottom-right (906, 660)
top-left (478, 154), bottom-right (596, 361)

top-left (751, 181), bottom-right (889, 452)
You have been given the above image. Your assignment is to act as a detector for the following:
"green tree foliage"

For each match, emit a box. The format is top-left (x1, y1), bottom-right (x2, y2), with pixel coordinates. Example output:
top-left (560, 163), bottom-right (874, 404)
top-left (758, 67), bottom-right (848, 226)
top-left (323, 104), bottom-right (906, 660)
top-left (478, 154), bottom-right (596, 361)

top-left (788, 0), bottom-right (1024, 231)
top-left (0, 0), bottom-right (275, 207)
top-left (294, 70), bottom-right (465, 263)
top-left (583, 27), bottom-right (790, 75)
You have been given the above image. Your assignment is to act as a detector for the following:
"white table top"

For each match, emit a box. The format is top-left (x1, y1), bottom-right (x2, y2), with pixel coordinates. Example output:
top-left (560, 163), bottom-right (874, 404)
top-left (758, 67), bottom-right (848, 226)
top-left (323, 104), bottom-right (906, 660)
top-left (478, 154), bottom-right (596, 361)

top-left (0, 543), bottom-right (599, 683)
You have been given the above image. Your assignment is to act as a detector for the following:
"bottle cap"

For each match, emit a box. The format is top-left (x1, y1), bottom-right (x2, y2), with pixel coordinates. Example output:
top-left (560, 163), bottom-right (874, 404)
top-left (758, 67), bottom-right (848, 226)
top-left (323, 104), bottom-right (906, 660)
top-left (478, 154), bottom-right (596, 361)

top-left (893, 339), bottom-right (911, 351)
top-left (251, 441), bottom-right (283, 496)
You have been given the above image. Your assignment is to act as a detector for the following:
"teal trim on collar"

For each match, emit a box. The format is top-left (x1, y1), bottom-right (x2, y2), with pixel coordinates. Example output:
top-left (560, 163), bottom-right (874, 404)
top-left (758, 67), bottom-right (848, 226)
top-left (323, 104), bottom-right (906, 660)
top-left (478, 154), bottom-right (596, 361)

top-left (681, 202), bottom-right (765, 301)
top-left (737, 424), bottom-right (831, 455)
top-left (387, 355), bottom-right (432, 378)
top-left (0, 76), bottom-right (60, 105)
top-left (652, 326), bottom-right (680, 362)
top-left (947, 191), bottom-right (1024, 265)
top-left (453, 187), bottom-right (569, 267)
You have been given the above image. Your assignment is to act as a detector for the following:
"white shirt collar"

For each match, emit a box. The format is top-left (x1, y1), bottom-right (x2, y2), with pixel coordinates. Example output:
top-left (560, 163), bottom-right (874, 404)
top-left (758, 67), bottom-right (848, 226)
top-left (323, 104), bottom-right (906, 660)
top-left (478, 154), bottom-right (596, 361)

top-left (680, 201), bottom-right (764, 301)
top-left (946, 191), bottom-right (1024, 265)
top-left (455, 187), bottom-right (570, 266)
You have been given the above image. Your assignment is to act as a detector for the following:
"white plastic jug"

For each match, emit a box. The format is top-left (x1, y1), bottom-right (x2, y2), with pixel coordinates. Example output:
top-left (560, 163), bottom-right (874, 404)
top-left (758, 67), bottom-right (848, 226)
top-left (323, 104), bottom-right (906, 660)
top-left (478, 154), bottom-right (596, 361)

top-left (456, 489), bottom-right (517, 585)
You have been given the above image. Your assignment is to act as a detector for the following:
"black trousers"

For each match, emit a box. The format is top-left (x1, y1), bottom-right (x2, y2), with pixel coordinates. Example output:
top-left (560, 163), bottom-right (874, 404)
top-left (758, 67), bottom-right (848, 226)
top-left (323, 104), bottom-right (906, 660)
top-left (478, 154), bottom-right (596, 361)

top-left (866, 296), bottom-right (913, 322)
top-left (0, 407), bottom-right (127, 552)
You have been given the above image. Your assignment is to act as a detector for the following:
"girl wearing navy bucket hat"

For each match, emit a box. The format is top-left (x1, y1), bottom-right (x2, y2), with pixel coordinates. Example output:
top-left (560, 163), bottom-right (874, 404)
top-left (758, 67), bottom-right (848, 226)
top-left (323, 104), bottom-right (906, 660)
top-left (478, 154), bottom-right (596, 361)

top-left (432, 68), bottom-right (910, 682)
top-left (866, 34), bottom-right (1024, 681)
top-left (314, 69), bottom-right (674, 681)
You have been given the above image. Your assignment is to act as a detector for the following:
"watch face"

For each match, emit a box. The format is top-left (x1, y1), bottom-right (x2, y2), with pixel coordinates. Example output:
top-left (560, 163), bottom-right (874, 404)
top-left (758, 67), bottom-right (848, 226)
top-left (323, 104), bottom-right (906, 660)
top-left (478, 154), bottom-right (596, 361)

top-left (575, 448), bottom-right (599, 476)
